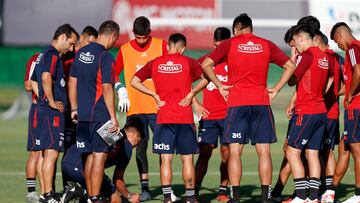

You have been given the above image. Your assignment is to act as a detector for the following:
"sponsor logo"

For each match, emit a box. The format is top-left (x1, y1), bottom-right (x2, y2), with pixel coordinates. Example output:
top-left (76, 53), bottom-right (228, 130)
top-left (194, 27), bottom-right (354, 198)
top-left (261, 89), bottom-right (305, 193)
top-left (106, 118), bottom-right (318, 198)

top-left (59, 133), bottom-right (64, 147)
top-left (36, 53), bottom-right (43, 63)
top-left (206, 74), bottom-right (228, 91)
top-left (238, 41), bottom-right (263, 53)
top-left (232, 133), bottom-right (242, 139)
top-left (318, 57), bottom-right (329, 69)
top-left (60, 78), bottom-right (66, 87)
top-left (295, 56), bottom-right (302, 67)
top-left (301, 139), bottom-right (308, 145)
top-left (35, 139), bottom-right (41, 146)
top-left (79, 52), bottom-right (95, 64)
top-left (154, 143), bottom-right (170, 150)
top-left (76, 141), bottom-right (85, 148)
top-left (158, 61), bottom-right (183, 73)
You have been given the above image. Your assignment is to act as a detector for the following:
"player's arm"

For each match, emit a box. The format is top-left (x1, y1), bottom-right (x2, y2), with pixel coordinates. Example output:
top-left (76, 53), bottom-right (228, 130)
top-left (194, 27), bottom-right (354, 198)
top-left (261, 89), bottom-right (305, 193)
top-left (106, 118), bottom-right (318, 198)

top-left (268, 41), bottom-right (296, 100)
top-left (113, 166), bottom-right (140, 203)
top-left (30, 80), bottom-right (39, 97)
top-left (347, 46), bottom-right (360, 105)
top-left (41, 54), bottom-right (64, 112)
top-left (131, 61), bottom-right (165, 108)
top-left (288, 52), bottom-right (313, 86)
top-left (192, 96), bottom-right (209, 119)
top-left (68, 76), bottom-right (78, 122)
top-left (102, 54), bottom-right (119, 133)
top-left (286, 91), bottom-right (297, 118)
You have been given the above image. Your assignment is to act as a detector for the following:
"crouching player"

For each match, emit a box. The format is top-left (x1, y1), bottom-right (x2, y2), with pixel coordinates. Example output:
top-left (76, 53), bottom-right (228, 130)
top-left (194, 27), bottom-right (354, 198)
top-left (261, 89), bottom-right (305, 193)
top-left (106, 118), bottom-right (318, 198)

top-left (61, 116), bottom-right (145, 203)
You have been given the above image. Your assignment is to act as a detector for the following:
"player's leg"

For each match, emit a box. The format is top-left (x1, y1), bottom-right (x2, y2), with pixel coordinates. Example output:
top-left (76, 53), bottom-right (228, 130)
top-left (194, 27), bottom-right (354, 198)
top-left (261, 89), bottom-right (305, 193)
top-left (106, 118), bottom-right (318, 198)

top-left (37, 151), bottom-right (45, 194)
top-left (26, 151), bottom-right (40, 202)
top-left (42, 149), bottom-right (60, 194)
top-left (350, 142), bottom-right (360, 198)
top-left (194, 120), bottom-right (217, 198)
top-left (251, 106), bottom-right (277, 202)
top-left (332, 139), bottom-right (350, 186)
top-left (84, 154), bottom-right (93, 195)
top-left (217, 144), bottom-right (229, 202)
top-left (176, 124), bottom-right (198, 203)
top-left (286, 114), bottom-right (312, 201)
top-left (160, 154), bottom-right (174, 203)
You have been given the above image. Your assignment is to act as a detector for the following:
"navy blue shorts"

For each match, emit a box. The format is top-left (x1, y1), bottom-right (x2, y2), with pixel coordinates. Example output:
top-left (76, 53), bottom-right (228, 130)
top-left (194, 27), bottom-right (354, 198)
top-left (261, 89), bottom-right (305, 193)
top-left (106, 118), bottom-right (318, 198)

top-left (76, 121), bottom-right (111, 153)
top-left (62, 145), bottom-right (115, 197)
top-left (36, 107), bottom-right (65, 151)
top-left (198, 119), bottom-right (225, 147)
top-left (322, 118), bottom-right (340, 150)
top-left (27, 103), bottom-right (38, 151)
top-left (223, 106), bottom-right (277, 145)
top-left (153, 124), bottom-right (199, 155)
top-left (127, 113), bottom-right (157, 141)
top-left (287, 113), bottom-right (327, 150)
top-left (343, 109), bottom-right (360, 143)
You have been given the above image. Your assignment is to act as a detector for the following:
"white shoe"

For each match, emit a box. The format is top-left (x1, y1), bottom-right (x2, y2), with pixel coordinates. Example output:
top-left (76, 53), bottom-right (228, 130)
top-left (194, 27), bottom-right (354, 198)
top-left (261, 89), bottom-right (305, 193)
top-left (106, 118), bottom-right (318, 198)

top-left (342, 195), bottom-right (360, 203)
top-left (289, 197), bottom-right (307, 203)
top-left (171, 190), bottom-right (181, 202)
top-left (306, 198), bottom-right (319, 203)
top-left (320, 190), bottom-right (335, 203)
top-left (26, 191), bottom-right (40, 203)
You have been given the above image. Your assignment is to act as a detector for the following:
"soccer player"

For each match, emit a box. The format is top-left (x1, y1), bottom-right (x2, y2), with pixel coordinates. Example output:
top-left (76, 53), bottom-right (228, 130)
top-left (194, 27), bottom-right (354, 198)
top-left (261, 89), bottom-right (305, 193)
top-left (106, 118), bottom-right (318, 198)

top-left (200, 13), bottom-right (295, 203)
top-left (323, 22), bottom-right (360, 203)
top-left (114, 16), bottom-right (168, 200)
top-left (131, 33), bottom-right (203, 203)
top-left (61, 26), bottom-right (97, 189)
top-left (32, 23), bottom-right (77, 203)
top-left (24, 53), bottom-right (42, 203)
top-left (285, 24), bottom-right (329, 203)
top-left (61, 116), bottom-right (145, 203)
top-left (193, 27), bottom-right (231, 202)
top-left (68, 20), bottom-right (120, 203)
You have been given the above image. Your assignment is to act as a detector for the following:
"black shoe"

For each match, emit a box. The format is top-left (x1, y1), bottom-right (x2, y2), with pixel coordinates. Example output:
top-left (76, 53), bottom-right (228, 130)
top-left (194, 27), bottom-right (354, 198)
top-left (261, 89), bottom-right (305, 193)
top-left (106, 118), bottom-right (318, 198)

top-left (227, 199), bottom-right (240, 203)
top-left (61, 181), bottom-right (83, 203)
top-left (41, 191), bottom-right (60, 203)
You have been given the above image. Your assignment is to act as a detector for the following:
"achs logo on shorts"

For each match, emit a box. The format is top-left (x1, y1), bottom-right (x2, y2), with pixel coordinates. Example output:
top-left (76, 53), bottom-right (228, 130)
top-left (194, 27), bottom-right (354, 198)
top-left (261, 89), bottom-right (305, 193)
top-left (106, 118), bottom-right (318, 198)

top-left (35, 139), bottom-right (41, 146)
top-left (232, 133), bottom-right (242, 139)
top-left (79, 52), bottom-right (95, 64)
top-left (238, 41), bottom-right (263, 53)
top-left (154, 143), bottom-right (170, 150)
top-left (60, 78), bottom-right (66, 87)
top-left (301, 139), bottom-right (308, 145)
top-left (158, 61), bottom-right (182, 73)
top-left (318, 57), bottom-right (329, 69)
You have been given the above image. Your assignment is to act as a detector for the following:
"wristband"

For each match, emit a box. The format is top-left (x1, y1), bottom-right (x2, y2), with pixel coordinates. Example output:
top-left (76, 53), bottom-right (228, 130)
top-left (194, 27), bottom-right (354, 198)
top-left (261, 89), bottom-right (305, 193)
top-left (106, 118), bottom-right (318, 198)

top-left (115, 82), bottom-right (125, 91)
top-left (126, 192), bottom-right (132, 199)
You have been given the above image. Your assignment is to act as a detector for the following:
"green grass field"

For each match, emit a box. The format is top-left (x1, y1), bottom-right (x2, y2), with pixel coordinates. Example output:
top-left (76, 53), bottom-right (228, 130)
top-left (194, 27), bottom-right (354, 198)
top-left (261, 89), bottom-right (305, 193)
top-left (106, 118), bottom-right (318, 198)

top-left (0, 74), bottom-right (357, 202)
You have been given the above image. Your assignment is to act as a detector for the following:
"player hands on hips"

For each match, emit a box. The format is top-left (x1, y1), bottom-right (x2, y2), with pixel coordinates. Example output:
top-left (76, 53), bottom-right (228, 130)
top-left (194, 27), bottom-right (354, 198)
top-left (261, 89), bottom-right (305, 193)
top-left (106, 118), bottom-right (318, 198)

top-left (131, 33), bottom-right (205, 203)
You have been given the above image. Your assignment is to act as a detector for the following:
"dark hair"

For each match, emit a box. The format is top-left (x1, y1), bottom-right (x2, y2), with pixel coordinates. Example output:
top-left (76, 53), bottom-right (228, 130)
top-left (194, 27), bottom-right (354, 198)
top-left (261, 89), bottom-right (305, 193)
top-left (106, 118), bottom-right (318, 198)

top-left (133, 16), bottom-right (151, 36)
top-left (292, 24), bottom-right (315, 39)
top-left (98, 20), bottom-right (120, 36)
top-left (284, 25), bottom-right (296, 44)
top-left (214, 27), bottom-right (231, 42)
top-left (330, 22), bottom-right (350, 40)
top-left (297, 15), bottom-right (320, 32)
top-left (53, 23), bottom-right (78, 40)
top-left (232, 13), bottom-right (252, 34)
top-left (124, 117), bottom-right (145, 139)
top-left (169, 33), bottom-right (187, 47)
top-left (315, 30), bottom-right (328, 45)
top-left (82, 26), bottom-right (98, 38)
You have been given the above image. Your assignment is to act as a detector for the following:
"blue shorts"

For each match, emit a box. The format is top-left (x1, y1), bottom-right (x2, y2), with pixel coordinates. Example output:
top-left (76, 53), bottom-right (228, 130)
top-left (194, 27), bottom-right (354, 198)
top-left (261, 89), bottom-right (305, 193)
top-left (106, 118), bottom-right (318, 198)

top-left (27, 104), bottom-right (38, 151)
top-left (153, 124), bottom-right (199, 155)
top-left (343, 109), bottom-right (360, 143)
top-left (287, 113), bottom-right (327, 150)
top-left (322, 118), bottom-right (340, 150)
top-left (127, 113), bottom-right (157, 141)
top-left (198, 119), bottom-right (225, 147)
top-left (76, 121), bottom-right (111, 153)
top-left (223, 106), bottom-right (277, 145)
top-left (62, 145), bottom-right (115, 197)
top-left (36, 107), bottom-right (65, 151)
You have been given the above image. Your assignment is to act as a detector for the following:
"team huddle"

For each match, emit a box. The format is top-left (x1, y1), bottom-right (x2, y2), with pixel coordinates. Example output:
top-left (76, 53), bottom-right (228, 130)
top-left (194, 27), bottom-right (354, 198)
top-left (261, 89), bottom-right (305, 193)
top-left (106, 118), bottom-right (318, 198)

top-left (22, 13), bottom-right (360, 203)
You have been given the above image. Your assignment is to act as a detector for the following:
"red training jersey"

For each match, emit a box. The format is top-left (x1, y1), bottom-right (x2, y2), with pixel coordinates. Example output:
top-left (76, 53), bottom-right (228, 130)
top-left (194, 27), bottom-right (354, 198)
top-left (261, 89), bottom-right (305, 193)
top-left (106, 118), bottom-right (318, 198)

top-left (135, 53), bottom-right (203, 124)
top-left (198, 54), bottom-right (229, 120)
top-left (344, 40), bottom-right (360, 109)
top-left (25, 53), bottom-right (40, 102)
top-left (324, 49), bottom-right (342, 119)
top-left (294, 46), bottom-right (329, 114)
top-left (208, 33), bottom-right (289, 107)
